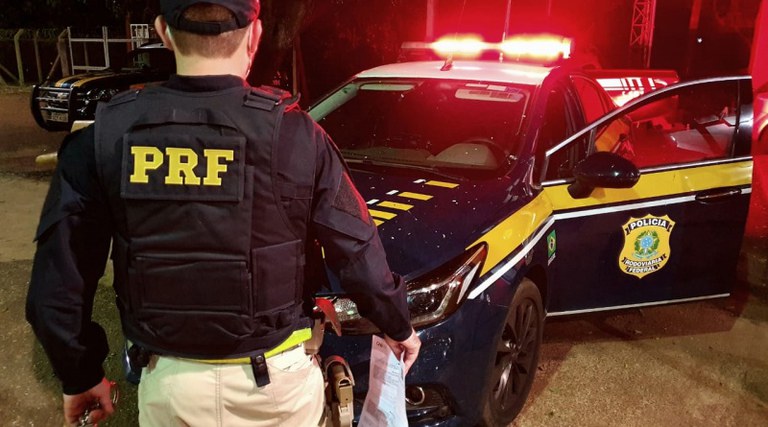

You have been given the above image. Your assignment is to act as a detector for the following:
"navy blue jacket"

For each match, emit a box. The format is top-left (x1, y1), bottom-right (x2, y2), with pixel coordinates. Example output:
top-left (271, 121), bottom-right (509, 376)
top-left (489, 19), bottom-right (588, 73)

top-left (26, 75), bottom-right (411, 394)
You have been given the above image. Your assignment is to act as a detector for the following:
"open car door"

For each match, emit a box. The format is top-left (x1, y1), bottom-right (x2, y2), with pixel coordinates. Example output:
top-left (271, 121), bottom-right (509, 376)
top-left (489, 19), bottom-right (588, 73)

top-left (541, 76), bottom-right (753, 315)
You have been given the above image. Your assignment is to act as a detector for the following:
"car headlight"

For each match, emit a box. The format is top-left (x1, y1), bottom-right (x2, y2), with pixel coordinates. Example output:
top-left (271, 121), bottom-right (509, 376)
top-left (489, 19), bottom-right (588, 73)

top-left (331, 243), bottom-right (487, 334)
top-left (77, 88), bottom-right (120, 115)
top-left (82, 88), bottom-right (119, 104)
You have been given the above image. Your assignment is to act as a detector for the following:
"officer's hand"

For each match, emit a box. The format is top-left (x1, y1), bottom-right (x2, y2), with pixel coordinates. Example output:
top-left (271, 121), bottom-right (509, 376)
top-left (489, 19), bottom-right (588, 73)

top-left (62, 377), bottom-right (115, 426)
top-left (384, 329), bottom-right (421, 376)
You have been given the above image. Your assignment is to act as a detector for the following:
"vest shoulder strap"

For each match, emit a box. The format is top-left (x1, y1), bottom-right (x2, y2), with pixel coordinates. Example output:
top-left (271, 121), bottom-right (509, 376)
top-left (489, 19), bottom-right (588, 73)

top-left (245, 85), bottom-right (299, 111)
top-left (106, 88), bottom-right (141, 107)
top-left (94, 88), bottom-right (147, 184)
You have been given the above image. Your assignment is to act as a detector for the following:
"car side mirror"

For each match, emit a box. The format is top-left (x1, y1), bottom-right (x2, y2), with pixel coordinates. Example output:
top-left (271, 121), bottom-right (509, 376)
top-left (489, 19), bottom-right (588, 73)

top-left (568, 152), bottom-right (640, 199)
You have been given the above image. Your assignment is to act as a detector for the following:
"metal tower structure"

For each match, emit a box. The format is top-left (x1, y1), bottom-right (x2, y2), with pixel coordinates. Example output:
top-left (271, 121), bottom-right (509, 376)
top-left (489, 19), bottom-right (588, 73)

top-left (629, 0), bottom-right (657, 68)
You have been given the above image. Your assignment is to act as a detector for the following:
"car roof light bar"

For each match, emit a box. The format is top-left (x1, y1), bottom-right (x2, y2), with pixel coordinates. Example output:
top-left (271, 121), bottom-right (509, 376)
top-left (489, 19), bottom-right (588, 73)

top-left (499, 35), bottom-right (572, 61)
top-left (432, 36), bottom-right (490, 58)
top-left (401, 34), bottom-right (572, 66)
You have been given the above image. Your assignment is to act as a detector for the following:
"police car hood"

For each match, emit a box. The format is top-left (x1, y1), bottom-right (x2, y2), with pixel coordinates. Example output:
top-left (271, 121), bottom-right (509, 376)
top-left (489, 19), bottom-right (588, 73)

top-left (48, 69), bottom-right (162, 89)
top-left (349, 168), bottom-right (516, 279)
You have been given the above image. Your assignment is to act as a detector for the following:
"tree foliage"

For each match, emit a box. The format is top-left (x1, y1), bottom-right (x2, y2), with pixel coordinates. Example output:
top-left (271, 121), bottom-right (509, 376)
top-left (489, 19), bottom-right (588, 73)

top-left (0, 0), bottom-right (131, 29)
top-left (249, 0), bottom-right (313, 86)
top-left (297, 0), bottom-right (425, 100)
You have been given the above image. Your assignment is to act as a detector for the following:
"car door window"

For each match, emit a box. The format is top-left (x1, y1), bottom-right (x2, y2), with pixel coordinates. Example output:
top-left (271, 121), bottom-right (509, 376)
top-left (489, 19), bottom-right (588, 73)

top-left (572, 76), bottom-right (612, 124)
top-left (540, 89), bottom-right (568, 149)
top-left (543, 78), bottom-right (750, 314)
top-left (592, 80), bottom-right (740, 168)
top-left (541, 88), bottom-right (584, 180)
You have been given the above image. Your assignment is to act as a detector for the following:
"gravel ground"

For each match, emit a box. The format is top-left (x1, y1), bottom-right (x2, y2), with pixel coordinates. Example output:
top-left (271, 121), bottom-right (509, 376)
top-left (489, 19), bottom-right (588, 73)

top-left (1, 89), bottom-right (766, 426)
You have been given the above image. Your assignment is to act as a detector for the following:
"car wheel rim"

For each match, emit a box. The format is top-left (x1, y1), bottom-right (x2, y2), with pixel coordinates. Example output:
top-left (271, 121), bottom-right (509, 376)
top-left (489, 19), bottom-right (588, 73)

top-left (491, 297), bottom-right (539, 414)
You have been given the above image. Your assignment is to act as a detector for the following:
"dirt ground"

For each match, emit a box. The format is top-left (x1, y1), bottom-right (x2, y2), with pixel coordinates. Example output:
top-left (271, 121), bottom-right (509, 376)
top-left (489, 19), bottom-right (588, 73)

top-left (1, 88), bottom-right (766, 426)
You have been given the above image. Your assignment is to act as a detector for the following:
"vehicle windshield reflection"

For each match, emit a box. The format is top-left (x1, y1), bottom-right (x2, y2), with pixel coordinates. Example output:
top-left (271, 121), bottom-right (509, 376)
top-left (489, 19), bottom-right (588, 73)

top-left (314, 78), bottom-right (531, 178)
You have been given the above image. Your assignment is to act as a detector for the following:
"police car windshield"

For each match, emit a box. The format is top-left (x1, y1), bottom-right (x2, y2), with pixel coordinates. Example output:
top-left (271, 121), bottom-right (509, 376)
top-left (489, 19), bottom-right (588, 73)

top-left (312, 79), bottom-right (531, 176)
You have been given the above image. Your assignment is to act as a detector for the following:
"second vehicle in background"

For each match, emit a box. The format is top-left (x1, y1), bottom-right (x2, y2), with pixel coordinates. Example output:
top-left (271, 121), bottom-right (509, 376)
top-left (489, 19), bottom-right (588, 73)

top-left (30, 42), bottom-right (174, 132)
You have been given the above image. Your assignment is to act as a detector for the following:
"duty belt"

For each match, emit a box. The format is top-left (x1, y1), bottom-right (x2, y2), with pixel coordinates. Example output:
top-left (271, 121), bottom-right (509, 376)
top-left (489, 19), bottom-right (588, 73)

top-left (190, 328), bottom-right (312, 364)
top-left (180, 328), bottom-right (312, 387)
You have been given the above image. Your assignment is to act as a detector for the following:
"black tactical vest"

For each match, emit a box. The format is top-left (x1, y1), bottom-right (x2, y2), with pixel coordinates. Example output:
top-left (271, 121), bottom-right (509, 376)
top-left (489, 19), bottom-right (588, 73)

top-left (94, 84), bottom-right (316, 359)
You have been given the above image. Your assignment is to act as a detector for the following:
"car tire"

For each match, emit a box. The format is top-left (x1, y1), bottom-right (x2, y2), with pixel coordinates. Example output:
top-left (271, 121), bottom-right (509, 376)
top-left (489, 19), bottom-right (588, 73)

top-left (480, 277), bottom-right (544, 426)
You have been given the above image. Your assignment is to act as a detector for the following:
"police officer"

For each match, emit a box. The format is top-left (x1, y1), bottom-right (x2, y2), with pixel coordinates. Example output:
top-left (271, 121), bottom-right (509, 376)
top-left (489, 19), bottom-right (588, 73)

top-left (25, 0), bottom-right (421, 425)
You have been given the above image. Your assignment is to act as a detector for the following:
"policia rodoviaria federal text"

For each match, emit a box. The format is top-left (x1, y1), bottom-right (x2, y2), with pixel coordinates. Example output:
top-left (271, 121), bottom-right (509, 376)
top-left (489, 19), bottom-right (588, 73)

top-left (25, 0), bottom-right (421, 425)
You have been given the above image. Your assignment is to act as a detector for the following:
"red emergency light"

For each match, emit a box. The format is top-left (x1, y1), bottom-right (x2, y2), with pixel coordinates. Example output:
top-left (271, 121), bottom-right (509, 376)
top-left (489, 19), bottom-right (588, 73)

top-left (499, 35), bottom-right (572, 61)
top-left (425, 34), bottom-right (572, 63)
top-left (431, 36), bottom-right (489, 59)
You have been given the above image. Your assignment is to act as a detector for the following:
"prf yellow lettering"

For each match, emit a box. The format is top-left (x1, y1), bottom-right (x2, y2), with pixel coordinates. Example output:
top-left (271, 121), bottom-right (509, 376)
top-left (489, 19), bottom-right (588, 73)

top-left (130, 146), bottom-right (163, 184)
top-left (129, 146), bottom-right (234, 186)
top-left (204, 149), bottom-right (234, 186)
top-left (165, 147), bottom-right (201, 185)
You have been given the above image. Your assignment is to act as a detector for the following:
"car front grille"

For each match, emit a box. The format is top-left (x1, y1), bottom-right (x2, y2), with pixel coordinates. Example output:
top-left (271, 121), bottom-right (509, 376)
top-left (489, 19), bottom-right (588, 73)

top-left (34, 85), bottom-right (73, 124)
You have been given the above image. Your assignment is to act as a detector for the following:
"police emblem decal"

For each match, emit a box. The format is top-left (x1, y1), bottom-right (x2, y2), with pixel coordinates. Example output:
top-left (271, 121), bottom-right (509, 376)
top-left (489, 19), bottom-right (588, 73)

top-left (619, 214), bottom-right (675, 279)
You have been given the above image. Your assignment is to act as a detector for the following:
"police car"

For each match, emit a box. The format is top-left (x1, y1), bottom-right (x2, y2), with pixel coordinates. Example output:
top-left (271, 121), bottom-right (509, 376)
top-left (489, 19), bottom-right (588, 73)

top-left (310, 35), bottom-right (754, 425)
top-left (31, 42), bottom-right (174, 131)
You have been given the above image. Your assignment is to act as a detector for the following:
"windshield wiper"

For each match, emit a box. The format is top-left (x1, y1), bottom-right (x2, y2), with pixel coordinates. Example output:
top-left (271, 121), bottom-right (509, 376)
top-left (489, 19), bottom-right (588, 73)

top-left (344, 158), bottom-right (466, 182)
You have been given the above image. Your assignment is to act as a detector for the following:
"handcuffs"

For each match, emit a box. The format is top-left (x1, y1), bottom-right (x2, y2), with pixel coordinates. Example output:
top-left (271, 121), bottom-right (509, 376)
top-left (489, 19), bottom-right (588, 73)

top-left (76, 381), bottom-right (119, 427)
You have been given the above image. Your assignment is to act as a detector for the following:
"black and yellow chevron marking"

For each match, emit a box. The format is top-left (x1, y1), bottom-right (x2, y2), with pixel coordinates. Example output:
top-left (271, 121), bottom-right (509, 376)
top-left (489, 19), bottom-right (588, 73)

top-left (367, 179), bottom-right (458, 227)
top-left (399, 192), bottom-right (433, 201)
top-left (377, 201), bottom-right (413, 211)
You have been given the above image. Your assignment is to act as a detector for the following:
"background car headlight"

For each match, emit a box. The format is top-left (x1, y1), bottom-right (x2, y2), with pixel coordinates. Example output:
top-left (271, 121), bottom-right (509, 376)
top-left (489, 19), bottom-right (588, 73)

top-left (76, 88), bottom-right (120, 115)
top-left (81, 88), bottom-right (119, 105)
top-left (331, 243), bottom-right (487, 334)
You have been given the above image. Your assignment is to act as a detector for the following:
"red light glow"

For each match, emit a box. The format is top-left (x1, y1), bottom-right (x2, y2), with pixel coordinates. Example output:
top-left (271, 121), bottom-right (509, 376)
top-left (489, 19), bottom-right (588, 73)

top-left (427, 34), bottom-right (572, 63)
top-left (431, 36), bottom-right (489, 58)
top-left (499, 35), bottom-right (572, 61)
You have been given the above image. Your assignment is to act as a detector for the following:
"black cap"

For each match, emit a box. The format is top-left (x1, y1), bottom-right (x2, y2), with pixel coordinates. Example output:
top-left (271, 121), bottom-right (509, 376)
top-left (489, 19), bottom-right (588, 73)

top-left (161, 0), bottom-right (260, 35)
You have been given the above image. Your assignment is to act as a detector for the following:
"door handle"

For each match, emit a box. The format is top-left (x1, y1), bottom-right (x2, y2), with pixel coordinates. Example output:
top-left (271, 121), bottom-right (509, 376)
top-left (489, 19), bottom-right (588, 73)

top-left (695, 188), bottom-right (742, 202)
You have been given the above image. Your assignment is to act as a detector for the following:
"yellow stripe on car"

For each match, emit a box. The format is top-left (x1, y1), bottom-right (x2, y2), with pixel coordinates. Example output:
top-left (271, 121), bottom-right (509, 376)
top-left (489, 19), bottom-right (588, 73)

top-left (54, 76), bottom-right (81, 87)
top-left (399, 191), bottom-right (433, 201)
top-left (469, 160), bottom-right (752, 277)
top-left (425, 180), bottom-right (459, 189)
top-left (377, 201), bottom-right (413, 211)
top-left (543, 160), bottom-right (753, 210)
top-left (72, 73), bottom-right (113, 88)
top-left (469, 194), bottom-right (554, 276)
top-left (369, 209), bottom-right (397, 220)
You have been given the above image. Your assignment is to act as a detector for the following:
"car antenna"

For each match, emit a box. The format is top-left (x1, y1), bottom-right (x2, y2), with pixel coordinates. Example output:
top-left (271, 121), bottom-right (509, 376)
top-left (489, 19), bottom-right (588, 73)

top-left (441, 0), bottom-right (468, 72)
top-left (441, 55), bottom-right (454, 71)
top-left (500, 0), bottom-right (513, 62)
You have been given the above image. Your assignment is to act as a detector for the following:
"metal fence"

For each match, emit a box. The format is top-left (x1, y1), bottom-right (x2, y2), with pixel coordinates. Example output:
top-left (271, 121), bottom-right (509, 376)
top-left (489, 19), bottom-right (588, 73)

top-left (0, 24), bottom-right (152, 86)
top-left (68, 24), bottom-right (151, 72)
top-left (0, 28), bottom-right (64, 86)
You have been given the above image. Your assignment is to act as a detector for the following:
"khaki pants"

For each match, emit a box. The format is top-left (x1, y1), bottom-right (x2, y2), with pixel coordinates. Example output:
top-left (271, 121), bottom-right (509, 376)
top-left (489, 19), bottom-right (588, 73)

top-left (138, 345), bottom-right (325, 427)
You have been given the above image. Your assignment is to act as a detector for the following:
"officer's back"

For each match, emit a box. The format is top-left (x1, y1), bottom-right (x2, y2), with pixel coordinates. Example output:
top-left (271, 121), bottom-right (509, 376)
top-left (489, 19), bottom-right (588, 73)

top-left (26, 0), bottom-right (420, 425)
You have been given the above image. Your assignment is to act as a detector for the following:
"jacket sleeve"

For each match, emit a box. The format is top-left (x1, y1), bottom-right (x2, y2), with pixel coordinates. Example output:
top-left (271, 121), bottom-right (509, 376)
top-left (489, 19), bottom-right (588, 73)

top-left (303, 116), bottom-right (412, 341)
top-left (26, 126), bottom-right (113, 395)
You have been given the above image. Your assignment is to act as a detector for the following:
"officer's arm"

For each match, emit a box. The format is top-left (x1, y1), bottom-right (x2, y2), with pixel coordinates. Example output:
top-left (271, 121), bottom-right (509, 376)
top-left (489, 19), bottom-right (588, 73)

top-left (26, 126), bottom-right (113, 395)
top-left (308, 122), bottom-right (412, 342)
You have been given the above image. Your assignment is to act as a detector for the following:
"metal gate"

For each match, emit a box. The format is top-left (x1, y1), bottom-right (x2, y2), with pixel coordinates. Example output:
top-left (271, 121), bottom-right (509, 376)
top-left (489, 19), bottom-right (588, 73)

top-left (67, 24), bottom-right (151, 74)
